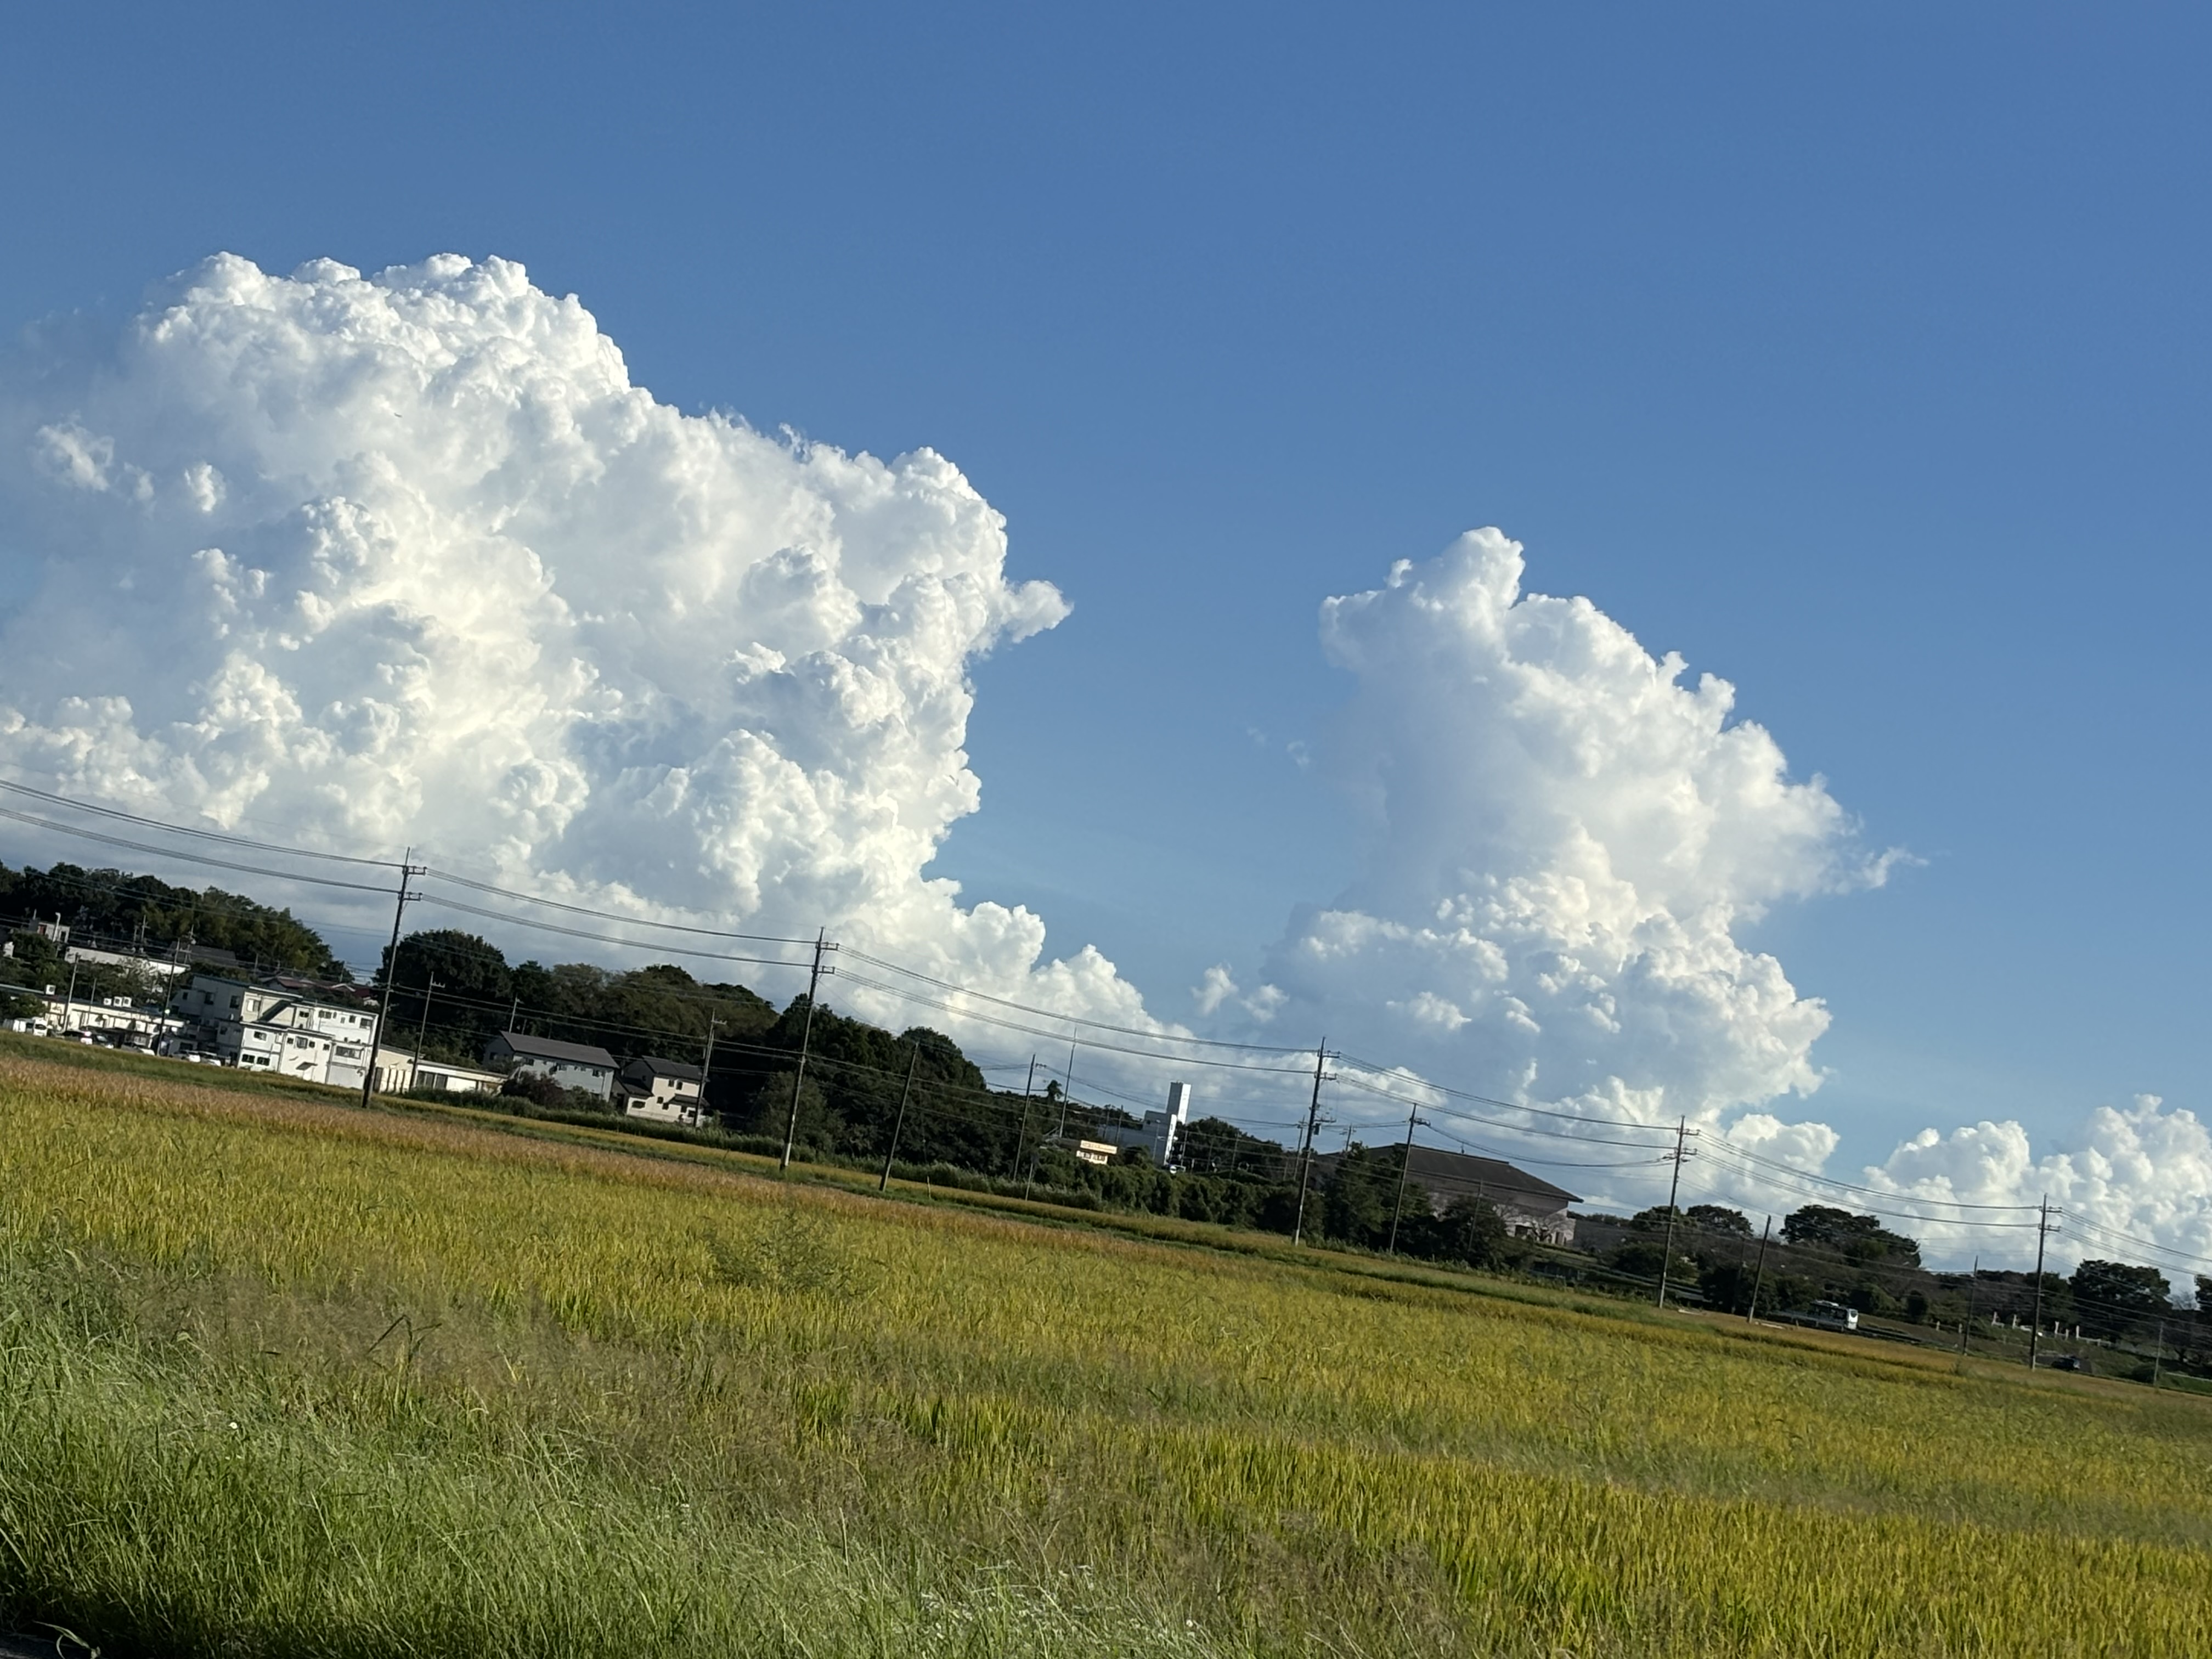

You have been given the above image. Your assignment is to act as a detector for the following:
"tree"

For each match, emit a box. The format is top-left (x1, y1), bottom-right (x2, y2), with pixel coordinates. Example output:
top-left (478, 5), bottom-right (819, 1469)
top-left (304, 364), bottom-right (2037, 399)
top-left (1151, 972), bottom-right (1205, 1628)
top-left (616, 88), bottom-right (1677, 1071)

top-left (1321, 1144), bottom-right (1396, 1248)
top-left (1780, 1205), bottom-right (1921, 1267)
top-left (2069, 1260), bottom-right (2171, 1339)
top-left (386, 930), bottom-right (514, 1060)
top-left (1430, 1196), bottom-right (1507, 1269)
top-left (1699, 1259), bottom-right (1760, 1314)
top-left (1764, 1273), bottom-right (1815, 1314)
top-left (1609, 1241), bottom-right (1692, 1286)
top-left (1, 861), bottom-right (343, 977)
top-left (1686, 1204), bottom-right (1753, 1237)
top-left (1175, 1116), bottom-right (1284, 1180)
top-left (2197, 1274), bottom-right (2212, 1324)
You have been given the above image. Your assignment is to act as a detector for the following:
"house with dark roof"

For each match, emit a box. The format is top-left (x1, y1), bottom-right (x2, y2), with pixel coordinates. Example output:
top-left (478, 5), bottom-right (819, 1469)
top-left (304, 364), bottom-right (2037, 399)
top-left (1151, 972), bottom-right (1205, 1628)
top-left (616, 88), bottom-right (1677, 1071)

top-left (616, 1055), bottom-right (704, 1126)
top-left (484, 1031), bottom-right (618, 1101)
top-left (1311, 1147), bottom-right (1581, 1244)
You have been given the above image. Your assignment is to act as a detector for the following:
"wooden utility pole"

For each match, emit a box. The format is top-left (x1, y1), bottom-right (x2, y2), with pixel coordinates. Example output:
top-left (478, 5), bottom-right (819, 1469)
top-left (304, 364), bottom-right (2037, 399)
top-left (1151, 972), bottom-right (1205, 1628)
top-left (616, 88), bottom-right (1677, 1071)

top-left (413, 972), bottom-right (444, 1076)
top-left (1655, 1117), bottom-right (1687, 1309)
top-left (696, 1015), bottom-right (721, 1129)
top-left (879, 1040), bottom-right (922, 1192)
top-left (1015, 1056), bottom-right (1039, 1198)
top-left (1959, 1257), bottom-right (1978, 1358)
top-left (1746, 1214), bottom-right (1773, 1323)
top-left (358, 851), bottom-right (420, 1110)
top-left (779, 929), bottom-right (828, 1171)
top-left (2027, 1197), bottom-right (2052, 1370)
top-left (1385, 1104), bottom-right (1427, 1257)
top-left (1291, 1041), bottom-right (1327, 1247)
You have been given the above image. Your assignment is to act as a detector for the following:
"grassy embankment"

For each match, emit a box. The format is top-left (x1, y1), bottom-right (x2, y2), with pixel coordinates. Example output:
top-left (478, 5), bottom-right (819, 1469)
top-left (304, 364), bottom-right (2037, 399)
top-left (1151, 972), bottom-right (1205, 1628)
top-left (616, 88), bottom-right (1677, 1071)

top-left (1, 1037), bottom-right (2209, 1657)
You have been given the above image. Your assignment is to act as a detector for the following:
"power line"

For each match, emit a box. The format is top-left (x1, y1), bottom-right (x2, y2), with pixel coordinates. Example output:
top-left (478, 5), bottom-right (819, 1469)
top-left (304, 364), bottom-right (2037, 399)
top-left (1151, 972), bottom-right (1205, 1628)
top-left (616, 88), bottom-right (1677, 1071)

top-left (838, 946), bottom-right (1312, 1055)
top-left (0, 776), bottom-right (403, 868)
top-left (414, 891), bottom-right (821, 974)
top-left (0, 803), bottom-right (402, 896)
top-left (418, 865), bottom-right (817, 948)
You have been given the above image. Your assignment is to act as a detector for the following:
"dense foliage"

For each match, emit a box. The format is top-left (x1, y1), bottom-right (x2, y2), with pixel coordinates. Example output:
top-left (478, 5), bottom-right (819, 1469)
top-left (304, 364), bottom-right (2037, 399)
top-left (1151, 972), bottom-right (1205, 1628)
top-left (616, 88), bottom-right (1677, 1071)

top-left (1, 861), bottom-right (343, 977)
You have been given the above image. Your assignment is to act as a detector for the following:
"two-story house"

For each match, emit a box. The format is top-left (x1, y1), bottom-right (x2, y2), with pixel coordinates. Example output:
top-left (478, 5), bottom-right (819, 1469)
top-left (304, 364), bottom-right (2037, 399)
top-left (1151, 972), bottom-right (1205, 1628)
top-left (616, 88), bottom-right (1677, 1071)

top-left (168, 972), bottom-right (383, 1088)
top-left (615, 1056), bottom-right (704, 1125)
top-left (484, 1031), bottom-right (617, 1101)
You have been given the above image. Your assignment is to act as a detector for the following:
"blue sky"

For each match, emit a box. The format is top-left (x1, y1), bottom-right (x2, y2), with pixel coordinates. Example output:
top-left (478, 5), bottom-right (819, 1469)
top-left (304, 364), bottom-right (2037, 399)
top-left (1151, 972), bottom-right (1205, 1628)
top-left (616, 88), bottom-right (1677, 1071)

top-left (3, 2), bottom-right (2208, 1180)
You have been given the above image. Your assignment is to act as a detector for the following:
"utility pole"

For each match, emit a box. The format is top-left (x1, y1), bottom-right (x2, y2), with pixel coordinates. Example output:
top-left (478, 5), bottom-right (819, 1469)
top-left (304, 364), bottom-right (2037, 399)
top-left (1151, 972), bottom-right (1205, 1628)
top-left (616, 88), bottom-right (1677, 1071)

top-left (358, 850), bottom-right (421, 1111)
top-left (779, 929), bottom-right (828, 1171)
top-left (1016, 1056), bottom-right (1039, 1199)
top-left (879, 1040), bottom-right (922, 1192)
top-left (696, 1015), bottom-right (721, 1130)
top-left (507, 994), bottom-right (520, 1034)
top-left (1959, 1257), bottom-right (1978, 1358)
top-left (2152, 1318), bottom-right (2166, 1391)
top-left (1655, 1116), bottom-right (1688, 1310)
top-left (413, 973), bottom-right (444, 1080)
top-left (1746, 1215), bottom-right (1773, 1324)
top-left (1291, 1041), bottom-right (1328, 1247)
top-left (1386, 1105), bottom-right (1428, 1257)
top-left (2027, 1196), bottom-right (2052, 1371)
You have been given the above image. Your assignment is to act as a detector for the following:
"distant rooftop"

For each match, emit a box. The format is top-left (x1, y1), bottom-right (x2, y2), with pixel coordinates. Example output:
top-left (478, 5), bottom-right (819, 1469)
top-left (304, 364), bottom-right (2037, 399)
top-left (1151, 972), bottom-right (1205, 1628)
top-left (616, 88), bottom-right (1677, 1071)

top-left (1313, 1147), bottom-right (1580, 1209)
top-left (494, 1031), bottom-right (618, 1069)
top-left (624, 1054), bottom-right (703, 1083)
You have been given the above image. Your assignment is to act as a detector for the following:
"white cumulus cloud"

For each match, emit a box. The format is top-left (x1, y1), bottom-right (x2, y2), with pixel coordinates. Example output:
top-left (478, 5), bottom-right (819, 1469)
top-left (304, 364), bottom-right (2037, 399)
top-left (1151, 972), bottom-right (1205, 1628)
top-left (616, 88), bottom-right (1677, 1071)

top-left (0, 252), bottom-right (1151, 1032)
top-left (1863, 1097), bottom-right (2212, 1277)
top-left (1239, 529), bottom-right (1894, 1142)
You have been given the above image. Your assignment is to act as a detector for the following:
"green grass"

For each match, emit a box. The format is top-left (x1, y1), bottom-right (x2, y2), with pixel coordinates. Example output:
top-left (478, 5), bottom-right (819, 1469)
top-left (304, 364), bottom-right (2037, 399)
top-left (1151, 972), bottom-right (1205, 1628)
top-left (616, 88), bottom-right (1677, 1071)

top-left (1, 1039), bottom-right (2208, 1656)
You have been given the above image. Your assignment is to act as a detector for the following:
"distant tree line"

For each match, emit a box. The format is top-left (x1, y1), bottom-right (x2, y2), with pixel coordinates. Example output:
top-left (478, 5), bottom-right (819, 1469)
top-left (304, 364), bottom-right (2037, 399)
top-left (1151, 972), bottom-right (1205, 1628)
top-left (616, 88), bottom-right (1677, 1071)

top-left (1, 861), bottom-right (342, 978)
top-left (14, 866), bottom-right (2200, 1359)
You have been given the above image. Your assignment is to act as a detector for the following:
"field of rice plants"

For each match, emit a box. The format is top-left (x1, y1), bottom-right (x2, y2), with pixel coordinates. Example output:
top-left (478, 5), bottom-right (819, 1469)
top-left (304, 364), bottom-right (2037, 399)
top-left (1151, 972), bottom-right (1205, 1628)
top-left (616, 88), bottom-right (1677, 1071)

top-left (1, 1038), bottom-right (2208, 1657)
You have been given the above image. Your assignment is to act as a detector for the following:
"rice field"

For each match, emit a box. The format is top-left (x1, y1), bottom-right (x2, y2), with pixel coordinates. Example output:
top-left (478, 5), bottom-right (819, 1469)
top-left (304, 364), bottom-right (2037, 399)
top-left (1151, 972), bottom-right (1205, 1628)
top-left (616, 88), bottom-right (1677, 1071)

top-left (1, 1041), bottom-right (2208, 1656)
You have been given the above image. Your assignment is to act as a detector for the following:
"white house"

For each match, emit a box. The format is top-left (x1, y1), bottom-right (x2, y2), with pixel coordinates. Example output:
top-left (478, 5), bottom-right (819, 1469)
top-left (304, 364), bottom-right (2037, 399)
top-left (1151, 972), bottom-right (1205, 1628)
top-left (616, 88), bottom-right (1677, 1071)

top-left (411, 1058), bottom-right (503, 1095)
top-left (31, 989), bottom-right (187, 1048)
top-left (484, 1031), bottom-right (618, 1100)
top-left (168, 972), bottom-right (382, 1087)
top-left (616, 1055), bottom-right (704, 1125)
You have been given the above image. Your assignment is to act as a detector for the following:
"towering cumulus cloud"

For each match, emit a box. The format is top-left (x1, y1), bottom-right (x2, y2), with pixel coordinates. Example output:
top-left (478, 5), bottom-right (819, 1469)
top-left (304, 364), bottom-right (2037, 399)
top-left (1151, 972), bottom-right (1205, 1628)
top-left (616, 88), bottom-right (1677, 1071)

top-left (0, 253), bottom-right (1145, 1018)
top-left (1217, 531), bottom-right (1889, 1153)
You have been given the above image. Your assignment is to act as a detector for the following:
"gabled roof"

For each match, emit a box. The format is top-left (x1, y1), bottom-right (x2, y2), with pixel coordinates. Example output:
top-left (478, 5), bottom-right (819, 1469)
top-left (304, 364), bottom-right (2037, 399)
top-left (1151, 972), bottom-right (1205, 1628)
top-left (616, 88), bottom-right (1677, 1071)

top-left (1403, 1148), bottom-right (1580, 1207)
top-left (493, 1031), bottom-right (617, 1069)
top-left (1314, 1146), bottom-right (1580, 1209)
top-left (622, 1054), bottom-right (703, 1083)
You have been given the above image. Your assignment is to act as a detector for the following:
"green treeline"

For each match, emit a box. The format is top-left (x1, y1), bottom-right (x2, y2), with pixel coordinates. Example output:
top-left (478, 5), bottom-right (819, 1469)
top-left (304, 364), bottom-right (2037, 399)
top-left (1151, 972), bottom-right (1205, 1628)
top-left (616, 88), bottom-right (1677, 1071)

top-left (0, 861), bottom-right (342, 977)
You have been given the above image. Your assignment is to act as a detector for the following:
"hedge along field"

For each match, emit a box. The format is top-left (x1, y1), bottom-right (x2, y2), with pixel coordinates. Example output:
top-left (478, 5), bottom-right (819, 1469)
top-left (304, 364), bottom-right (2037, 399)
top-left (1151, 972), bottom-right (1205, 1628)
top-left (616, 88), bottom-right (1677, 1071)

top-left (1, 1050), bottom-right (2209, 1656)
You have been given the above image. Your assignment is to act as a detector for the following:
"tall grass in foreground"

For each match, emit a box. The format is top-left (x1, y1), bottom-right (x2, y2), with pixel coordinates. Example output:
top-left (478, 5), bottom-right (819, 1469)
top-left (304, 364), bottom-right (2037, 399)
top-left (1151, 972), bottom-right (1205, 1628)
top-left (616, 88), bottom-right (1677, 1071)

top-left (0, 1051), bottom-right (2209, 1656)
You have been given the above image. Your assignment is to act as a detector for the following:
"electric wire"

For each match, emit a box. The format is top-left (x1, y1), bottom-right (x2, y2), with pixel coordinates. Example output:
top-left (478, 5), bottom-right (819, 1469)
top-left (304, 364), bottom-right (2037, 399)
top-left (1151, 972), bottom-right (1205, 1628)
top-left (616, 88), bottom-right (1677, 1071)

top-left (0, 804), bottom-right (402, 896)
top-left (0, 776), bottom-right (403, 868)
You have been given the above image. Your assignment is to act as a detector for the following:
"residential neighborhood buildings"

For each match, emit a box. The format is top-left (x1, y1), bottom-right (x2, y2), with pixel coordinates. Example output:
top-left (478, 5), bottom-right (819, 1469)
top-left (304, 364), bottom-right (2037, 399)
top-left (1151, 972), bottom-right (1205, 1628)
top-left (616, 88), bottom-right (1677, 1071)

top-left (486, 1031), bottom-right (617, 1100)
top-left (616, 1055), bottom-right (704, 1125)
top-left (166, 972), bottom-right (384, 1087)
